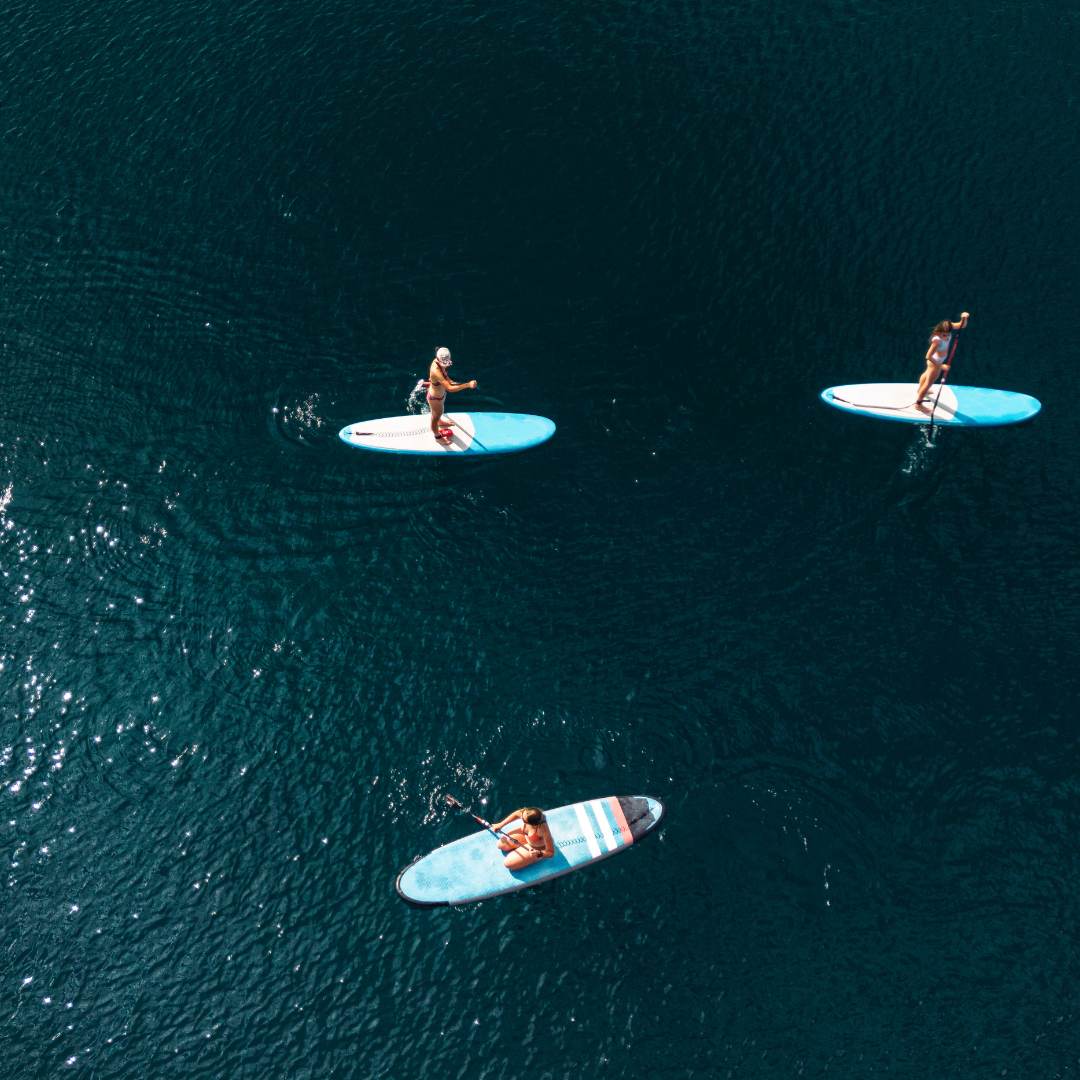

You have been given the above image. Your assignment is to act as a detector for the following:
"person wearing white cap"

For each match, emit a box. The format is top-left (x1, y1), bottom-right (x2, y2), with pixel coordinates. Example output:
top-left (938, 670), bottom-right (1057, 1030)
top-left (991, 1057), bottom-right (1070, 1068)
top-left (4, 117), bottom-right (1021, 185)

top-left (426, 347), bottom-right (477, 441)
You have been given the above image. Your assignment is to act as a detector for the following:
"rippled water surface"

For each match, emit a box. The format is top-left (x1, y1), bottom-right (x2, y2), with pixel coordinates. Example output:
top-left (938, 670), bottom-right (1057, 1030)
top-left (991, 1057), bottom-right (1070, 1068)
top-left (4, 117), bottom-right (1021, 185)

top-left (3, 1), bottom-right (1078, 1076)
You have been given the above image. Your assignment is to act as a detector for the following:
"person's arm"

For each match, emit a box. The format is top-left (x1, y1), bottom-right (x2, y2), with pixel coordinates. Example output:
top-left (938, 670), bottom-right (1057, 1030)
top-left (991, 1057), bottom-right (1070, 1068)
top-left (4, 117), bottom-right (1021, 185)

top-left (538, 824), bottom-right (555, 858)
top-left (926, 339), bottom-right (940, 362)
top-left (491, 812), bottom-right (534, 850)
top-left (950, 311), bottom-right (970, 331)
top-left (490, 810), bottom-right (523, 832)
top-left (446, 377), bottom-right (478, 393)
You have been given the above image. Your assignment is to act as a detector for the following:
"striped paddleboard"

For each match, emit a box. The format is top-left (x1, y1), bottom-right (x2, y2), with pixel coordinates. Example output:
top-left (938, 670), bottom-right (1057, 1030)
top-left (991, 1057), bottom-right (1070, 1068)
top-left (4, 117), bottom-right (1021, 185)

top-left (396, 795), bottom-right (665, 907)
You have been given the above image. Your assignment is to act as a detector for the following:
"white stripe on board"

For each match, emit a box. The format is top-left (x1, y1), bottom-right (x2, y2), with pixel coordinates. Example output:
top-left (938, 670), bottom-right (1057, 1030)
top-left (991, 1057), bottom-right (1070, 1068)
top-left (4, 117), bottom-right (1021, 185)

top-left (590, 799), bottom-right (618, 851)
top-left (574, 802), bottom-right (603, 858)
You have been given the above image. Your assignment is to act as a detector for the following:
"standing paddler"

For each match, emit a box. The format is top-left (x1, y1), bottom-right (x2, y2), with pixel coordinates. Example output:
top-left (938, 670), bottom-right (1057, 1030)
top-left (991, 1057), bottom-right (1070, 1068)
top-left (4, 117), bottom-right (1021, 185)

top-left (915, 311), bottom-right (970, 407)
top-left (426, 347), bottom-right (478, 441)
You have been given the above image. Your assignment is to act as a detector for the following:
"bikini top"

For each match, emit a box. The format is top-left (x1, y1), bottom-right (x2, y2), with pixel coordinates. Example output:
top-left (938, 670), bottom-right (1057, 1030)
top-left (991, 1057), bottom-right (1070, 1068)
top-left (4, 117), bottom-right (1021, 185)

top-left (513, 812), bottom-right (546, 848)
top-left (930, 332), bottom-right (951, 360)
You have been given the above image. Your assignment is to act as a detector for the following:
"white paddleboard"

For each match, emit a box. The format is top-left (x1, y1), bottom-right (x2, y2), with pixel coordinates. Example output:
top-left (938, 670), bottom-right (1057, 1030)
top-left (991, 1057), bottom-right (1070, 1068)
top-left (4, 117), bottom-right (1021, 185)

top-left (820, 384), bottom-right (1041, 427)
top-left (338, 412), bottom-right (556, 456)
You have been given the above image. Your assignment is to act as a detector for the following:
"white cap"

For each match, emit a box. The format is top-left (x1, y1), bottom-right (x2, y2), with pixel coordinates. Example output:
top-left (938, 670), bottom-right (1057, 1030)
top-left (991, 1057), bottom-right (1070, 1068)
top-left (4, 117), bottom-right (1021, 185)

top-left (435, 347), bottom-right (452, 365)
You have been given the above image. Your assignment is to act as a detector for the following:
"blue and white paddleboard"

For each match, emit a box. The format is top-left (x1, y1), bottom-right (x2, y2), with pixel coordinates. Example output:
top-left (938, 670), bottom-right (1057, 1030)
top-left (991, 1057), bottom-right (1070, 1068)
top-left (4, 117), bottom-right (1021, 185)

top-left (338, 412), bottom-right (555, 456)
top-left (820, 384), bottom-right (1041, 427)
top-left (396, 795), bottom-right (665, 907)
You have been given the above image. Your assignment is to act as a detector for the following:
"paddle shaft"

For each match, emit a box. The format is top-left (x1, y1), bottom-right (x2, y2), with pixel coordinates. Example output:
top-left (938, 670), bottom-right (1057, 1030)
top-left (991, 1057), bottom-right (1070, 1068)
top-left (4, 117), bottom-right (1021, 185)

top-left (445, 795), bottom-right (538, 853)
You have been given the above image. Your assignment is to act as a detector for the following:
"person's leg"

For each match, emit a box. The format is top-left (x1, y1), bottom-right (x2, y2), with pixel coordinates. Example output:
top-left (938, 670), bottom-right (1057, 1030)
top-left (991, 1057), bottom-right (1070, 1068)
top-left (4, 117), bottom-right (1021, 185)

top-left (925, 361), bottom-right (944, 401)
top-left (429, 395), bottom-right (450, 438)
top-left (503, 847), bottom-right (541, 872)
top-left (915, 361), bottom-right (939, 404)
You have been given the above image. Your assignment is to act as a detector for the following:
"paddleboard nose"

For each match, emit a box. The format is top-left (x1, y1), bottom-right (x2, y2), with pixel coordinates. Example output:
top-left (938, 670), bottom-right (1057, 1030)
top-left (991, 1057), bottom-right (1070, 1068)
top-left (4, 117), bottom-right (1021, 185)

top-left (618, 796), bottom-right (665, 840)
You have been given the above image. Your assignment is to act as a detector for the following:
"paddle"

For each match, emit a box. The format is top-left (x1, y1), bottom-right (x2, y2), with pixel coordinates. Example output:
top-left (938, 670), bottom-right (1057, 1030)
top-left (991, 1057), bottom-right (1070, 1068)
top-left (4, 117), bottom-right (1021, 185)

top-left (444, 793), bottom-right (538, 853)
top-left (928, 322), bottom-right (963, 429)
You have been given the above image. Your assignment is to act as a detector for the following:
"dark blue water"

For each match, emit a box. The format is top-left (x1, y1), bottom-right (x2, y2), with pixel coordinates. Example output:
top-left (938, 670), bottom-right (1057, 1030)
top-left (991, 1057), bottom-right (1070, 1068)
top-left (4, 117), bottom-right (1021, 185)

top-left (3, 1), bottom-right (1078, 1076)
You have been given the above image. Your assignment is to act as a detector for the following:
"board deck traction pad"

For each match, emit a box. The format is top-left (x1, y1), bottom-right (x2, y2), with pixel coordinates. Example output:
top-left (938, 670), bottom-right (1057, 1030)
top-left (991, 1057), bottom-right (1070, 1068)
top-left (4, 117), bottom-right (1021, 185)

top-left (396, 795), bottom-right (664, 907)
top-left (819, 384), bottom-right (1041, 427)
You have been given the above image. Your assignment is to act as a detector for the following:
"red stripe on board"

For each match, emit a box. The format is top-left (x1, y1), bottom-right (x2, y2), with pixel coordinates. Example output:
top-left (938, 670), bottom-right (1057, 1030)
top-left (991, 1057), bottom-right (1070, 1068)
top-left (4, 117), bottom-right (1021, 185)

top-left (608, 797), bottom-right (633, 846)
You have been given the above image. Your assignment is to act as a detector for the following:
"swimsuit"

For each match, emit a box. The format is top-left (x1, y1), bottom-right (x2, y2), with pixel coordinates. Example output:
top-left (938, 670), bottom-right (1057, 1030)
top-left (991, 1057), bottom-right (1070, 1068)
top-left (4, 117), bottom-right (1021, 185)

top-left (427, 372), bottom-right (447, 404)
top-left (503, 816), bottom-right (546, 855)
top-left (930, 333), bottom-right (951, 364)
top-left (520, 824), bottom-right (547, 854)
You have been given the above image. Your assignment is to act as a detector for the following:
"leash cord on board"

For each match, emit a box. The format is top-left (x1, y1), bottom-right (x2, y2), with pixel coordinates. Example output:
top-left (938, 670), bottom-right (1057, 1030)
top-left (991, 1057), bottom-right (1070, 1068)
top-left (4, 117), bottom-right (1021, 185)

top-left (829, 393), bottom-right (920, 411)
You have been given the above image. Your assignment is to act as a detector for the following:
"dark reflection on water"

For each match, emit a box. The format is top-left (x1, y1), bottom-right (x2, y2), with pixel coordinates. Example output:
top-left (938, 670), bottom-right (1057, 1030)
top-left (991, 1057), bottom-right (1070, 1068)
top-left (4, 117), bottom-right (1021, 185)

top-left (2, 0), bottom-right (1078, 1076)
